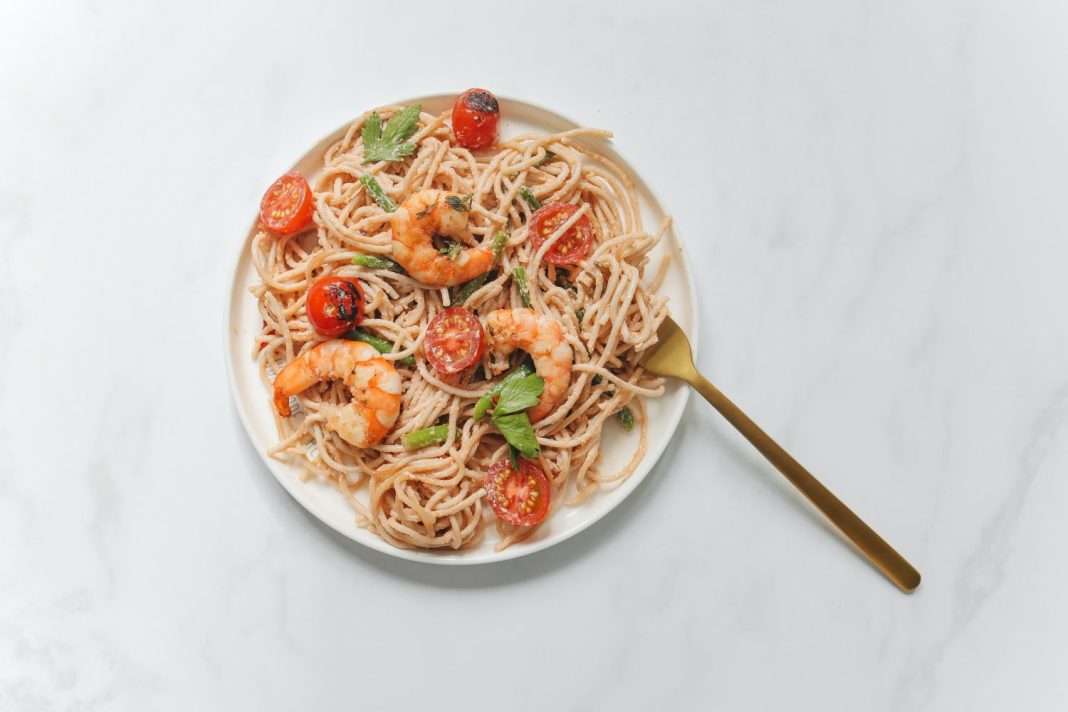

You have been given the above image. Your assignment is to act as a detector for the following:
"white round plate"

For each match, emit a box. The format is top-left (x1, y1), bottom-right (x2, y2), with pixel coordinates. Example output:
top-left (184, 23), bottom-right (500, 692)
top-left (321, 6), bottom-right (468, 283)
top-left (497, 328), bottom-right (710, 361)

top-left (226, 94), bottom-right (697, 564)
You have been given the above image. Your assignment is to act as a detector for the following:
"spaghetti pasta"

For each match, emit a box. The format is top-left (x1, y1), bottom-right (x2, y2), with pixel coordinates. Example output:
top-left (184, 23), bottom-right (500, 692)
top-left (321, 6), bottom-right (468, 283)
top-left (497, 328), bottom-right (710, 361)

top-left (250, 103), bottom-right (670, 551)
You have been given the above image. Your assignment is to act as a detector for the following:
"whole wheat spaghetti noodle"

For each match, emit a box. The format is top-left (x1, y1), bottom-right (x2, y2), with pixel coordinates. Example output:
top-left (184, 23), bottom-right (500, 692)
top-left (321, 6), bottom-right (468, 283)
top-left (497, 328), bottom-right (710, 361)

top-left (251, 104), bottom-right (670, 551)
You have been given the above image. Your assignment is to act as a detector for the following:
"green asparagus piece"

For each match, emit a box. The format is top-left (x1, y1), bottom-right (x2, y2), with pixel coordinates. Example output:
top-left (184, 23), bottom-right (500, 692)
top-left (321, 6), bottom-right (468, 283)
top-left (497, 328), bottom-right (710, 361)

top-left (455, 231), bottom-right (508, 305)
top-left (518, 186), bottom-right (541, 210)
top-left (401, 424), bottom-right (450, 449)
top-left (454, 273), bottom-right (491, 306)
top-left (352, 254), bottom-right (405, 273)
top-left (488, 229), bottom-right (508, 257)
top-left (359, 174), bottom-right (397, 212)
top-left (345, 328), bottom-right (415, 367)
top-left (513, 267), bottom-right (532, 307)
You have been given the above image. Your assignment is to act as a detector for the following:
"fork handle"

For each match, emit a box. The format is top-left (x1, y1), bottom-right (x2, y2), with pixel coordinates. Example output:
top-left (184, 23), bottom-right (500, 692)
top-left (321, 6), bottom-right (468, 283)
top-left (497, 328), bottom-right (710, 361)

top-left (689, 372), bottom-right (921, 592)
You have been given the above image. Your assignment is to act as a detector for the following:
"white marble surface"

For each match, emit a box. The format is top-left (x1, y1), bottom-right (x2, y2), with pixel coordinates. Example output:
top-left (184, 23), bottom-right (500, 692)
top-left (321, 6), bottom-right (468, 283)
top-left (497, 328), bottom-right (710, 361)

top-left (2, 1), bottom-right (1067, 709)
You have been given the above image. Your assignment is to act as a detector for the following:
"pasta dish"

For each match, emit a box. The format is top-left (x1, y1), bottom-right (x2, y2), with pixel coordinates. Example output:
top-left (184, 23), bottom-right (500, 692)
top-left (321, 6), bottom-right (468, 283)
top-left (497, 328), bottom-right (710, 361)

top-left (251, 89), bottom-right (669, 551)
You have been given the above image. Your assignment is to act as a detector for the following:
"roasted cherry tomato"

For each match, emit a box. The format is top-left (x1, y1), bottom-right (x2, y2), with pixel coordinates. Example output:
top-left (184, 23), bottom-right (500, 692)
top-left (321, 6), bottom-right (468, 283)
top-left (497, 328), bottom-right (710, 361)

top-left (484, 457), bottom-right (551, 527)
top-left (528, 201), bottom-right (594, 266)
top-left (306, 276), bottom-right (365, 336)
top-left (452, 88), bottom-right (500, 150)
top-left (424, 307), bottom-right (485, 374)
top-left (260, 172), bottom-right (315, 236)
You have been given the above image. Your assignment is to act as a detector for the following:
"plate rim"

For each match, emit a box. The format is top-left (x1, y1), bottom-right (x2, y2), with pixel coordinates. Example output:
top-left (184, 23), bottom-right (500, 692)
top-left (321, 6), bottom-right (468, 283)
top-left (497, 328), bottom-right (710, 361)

top-left (224, 93), bottom-right (699, 565)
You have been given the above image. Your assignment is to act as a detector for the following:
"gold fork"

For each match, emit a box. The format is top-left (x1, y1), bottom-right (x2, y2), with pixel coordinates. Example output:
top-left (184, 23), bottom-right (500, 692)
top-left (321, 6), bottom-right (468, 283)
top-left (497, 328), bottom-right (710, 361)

top-left (641, 316), bottom-right (921, 592)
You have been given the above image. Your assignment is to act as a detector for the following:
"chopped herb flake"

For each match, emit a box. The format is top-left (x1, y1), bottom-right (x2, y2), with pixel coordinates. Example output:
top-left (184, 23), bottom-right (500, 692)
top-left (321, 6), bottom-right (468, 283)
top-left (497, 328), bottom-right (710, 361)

top-left (439, 241), bottom-right (463, 260)
top-left (445, 193), bottom-right (473, 212)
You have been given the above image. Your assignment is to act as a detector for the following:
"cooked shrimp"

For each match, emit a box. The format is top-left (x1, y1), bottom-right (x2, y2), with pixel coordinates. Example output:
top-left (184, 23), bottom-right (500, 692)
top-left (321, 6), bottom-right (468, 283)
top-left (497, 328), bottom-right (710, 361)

top-left (484, 308), bottom-right (573, 422)
top-left (389, 189), bottom-right (494, 286)
top-left (273, 340), bottom-right (402, 448)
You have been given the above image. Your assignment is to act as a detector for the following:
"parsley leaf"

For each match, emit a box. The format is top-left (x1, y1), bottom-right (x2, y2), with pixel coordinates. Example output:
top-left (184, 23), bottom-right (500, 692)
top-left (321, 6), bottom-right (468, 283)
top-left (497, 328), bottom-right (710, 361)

top-left (489, 373), bottom-right (543, 456)
top-left (494, 374), bottom-right (544, 416)
top-left (492, 411), bottom-right (539, 458)
top-left (438, 241), bottom-right (463, 260)
top-left (473, 361), bottom-right (535, 420)
top-left (591, 374), bottom-right (602, 386)
top-left (361, 105), bottom-right (422, 164)
top-left (536, 150), bottom-right (556, 167)
top-left (445, 193), bottom-right (472, 212)
top-left (615, 407), bottom-right (634, 431)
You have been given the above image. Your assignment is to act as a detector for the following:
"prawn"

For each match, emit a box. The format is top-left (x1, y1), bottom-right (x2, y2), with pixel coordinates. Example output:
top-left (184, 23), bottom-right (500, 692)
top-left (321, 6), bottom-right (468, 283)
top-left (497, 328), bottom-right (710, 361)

top-left (484, 308), bottom-right (573, 422)
top-left (389, 189), bottom-right (494, 286)
top-left (273, 340), bottom-right (402, 448)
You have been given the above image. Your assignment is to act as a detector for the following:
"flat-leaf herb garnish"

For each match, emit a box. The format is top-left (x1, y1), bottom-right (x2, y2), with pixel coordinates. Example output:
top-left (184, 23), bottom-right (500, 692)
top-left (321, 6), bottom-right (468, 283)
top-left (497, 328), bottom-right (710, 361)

top-left (361, 104), bottom-right (422, 164)
top-left (486, 371), bottom-right (545, 458)
top-left (493, 374), bottom-right (544, 415)
top-left (493, 411), bottom-right (540, 458)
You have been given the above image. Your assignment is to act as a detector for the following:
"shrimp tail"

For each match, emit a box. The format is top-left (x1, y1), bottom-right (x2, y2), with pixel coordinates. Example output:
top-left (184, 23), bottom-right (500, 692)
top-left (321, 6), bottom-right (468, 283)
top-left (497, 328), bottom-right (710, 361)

top-left (274, 392), bottom-right (293, 417)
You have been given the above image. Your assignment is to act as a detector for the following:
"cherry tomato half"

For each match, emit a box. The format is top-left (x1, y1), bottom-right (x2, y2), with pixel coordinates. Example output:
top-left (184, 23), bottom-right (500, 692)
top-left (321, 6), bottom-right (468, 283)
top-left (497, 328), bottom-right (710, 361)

top-left (260, 172), bottom-right (315, 236)
top-left (528, 202), bottom-right (594, 266)
top-left (306, 276), bottom-right (365, 336)
top-left (484, 457), bottom-right (551, 527)
top-left (452, 88), bottom-right (500, 150)
top-left (424, 307), bottom-right (485, 374)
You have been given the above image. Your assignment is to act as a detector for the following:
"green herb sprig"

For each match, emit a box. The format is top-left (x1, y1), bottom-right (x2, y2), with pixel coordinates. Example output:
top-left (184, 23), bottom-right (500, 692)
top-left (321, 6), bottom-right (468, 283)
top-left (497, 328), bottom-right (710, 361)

top-left (361, 105), bottom-right (422, 164)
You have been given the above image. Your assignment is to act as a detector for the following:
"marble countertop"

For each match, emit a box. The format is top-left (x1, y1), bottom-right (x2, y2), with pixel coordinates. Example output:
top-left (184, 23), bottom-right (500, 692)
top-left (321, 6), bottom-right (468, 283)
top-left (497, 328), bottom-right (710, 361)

top-left (3, 1), bottom-right (1067, 709)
